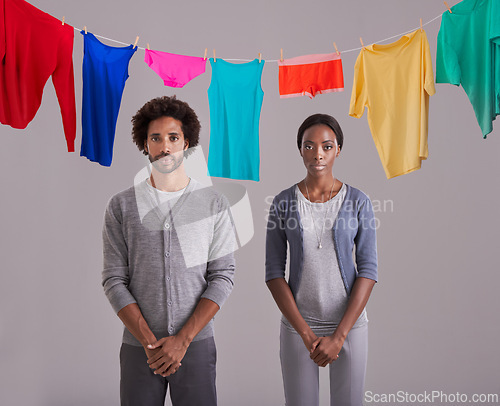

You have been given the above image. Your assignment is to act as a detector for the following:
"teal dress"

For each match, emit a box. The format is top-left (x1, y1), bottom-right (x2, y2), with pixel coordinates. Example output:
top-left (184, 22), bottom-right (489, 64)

top-left (207, 58), bottom-right (264, 181)
top-left (436, 0), bottom-right (500, 138)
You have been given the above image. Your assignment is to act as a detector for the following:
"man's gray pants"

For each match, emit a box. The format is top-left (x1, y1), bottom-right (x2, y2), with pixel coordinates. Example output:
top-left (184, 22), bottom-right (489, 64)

top-left (280, 323), bottom-right (368, 406)
top-left (120, 336), bottom-right (217, 406)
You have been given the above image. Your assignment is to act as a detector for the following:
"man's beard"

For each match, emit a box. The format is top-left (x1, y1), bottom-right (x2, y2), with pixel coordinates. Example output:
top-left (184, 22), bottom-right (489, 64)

top-left (148, 151), bottom-right (184, 174)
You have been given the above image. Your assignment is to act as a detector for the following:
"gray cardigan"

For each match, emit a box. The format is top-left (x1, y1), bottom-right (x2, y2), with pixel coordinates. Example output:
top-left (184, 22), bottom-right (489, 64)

top-left (265, 183), bottom-right (378, 296)
top-left (102, 179), bottom-right (236, 346)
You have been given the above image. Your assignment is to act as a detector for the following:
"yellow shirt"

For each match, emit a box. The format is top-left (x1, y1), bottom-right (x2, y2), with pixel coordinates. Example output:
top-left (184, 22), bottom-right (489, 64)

top-left (349, 29), bottom-right (436, 179)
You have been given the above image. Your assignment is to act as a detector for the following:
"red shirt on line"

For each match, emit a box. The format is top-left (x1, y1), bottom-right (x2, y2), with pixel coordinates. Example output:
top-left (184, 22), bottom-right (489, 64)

top-left (0, 0), bottom-right (76, 152)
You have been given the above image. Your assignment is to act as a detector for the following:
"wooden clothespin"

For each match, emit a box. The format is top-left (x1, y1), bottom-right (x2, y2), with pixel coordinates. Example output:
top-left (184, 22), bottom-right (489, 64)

top-left (360, 37), bottom-right (365, 50)
top-left (258, 52), bottom-right (262, 63)
top-left (147, 43), bottom-right (150, 51)
top-left (333, 42), bottom-right (340, 56)
top-left (133, 36), bottom-right (139, 47)
top-left (213, 49), bottom-right (216, 62)
top-left (444, 1), bottom-right (452, 13)
top-left (83, 26), bottom-right (87, 34)
top-left (280, 48), bottom-right (283, 62)
top-left (204, 48), bottom-right (208, 60)
top-left (420, 18), bottom-right (423, 32)
top-left (61, 16), bottom-right (65, 26)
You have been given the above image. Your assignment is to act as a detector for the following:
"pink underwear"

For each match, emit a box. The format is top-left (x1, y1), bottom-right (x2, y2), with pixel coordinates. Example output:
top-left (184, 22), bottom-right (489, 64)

top-left (144, 49), bottom-right (207, 88)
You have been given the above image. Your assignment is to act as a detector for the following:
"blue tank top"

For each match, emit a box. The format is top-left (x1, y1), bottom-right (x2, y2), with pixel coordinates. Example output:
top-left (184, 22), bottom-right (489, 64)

top-left (80, 32), bottom-right (137, 166)
top-left (207, 58), bottom-right (264, 181)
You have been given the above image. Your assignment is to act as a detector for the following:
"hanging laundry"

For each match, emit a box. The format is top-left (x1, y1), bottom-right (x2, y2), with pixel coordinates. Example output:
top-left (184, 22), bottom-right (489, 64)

top-left (80, 31), bottom-right (137, 167)
top-left (0, 0), bottom-right (76, 151)
top-left (144, 49), bottom-right (207, 88)
top-left (278, 52), bottom-right (344, 98)
top-left (436, 0), bottom-right (500, 138)
top-left (207, 58), bottom-right (264, 181)
top-left (349, 29), bottom-right (436, 179)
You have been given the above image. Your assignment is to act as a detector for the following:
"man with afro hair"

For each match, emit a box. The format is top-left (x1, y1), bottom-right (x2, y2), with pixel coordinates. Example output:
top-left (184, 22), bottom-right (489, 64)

top-left (102, 95), bottom-right (236, 406)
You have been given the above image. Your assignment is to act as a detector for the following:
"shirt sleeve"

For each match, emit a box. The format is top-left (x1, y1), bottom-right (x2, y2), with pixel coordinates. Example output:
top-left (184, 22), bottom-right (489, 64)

top-left (435, 17), bottom-right (461, 86)
top-left (52, 24), bottom-right (77, 152)
top-left (490, 0), bottom-right (500, 101)
top-left (102, 197), bottom-right (137, 314)
top-left (423, 31), bottom-right (436, 96)
top-left (265, 196), bottom-right (288, 282)
top-left (490, 0), bottom-right (500, 43)
top-left (0, 0), bottom-right (5, 62)
top-left (353, 197), bottom-right (378, 282)
top-left (201, 195), bottom-right (236, 308)
top-left (349, 51), bottom-right (368, 118)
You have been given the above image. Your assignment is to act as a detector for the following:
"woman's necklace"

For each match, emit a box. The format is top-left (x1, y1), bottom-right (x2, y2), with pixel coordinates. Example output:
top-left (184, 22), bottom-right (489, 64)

top-left (304, 177), bottom-right (335, 249)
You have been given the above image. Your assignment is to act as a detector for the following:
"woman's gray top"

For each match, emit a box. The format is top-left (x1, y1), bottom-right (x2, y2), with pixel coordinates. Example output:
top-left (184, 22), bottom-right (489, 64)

top-left (282, 184), bottom-right (367, 335)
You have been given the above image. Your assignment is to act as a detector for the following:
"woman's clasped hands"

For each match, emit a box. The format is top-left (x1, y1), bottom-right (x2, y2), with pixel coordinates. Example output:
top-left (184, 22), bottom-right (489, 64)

top-left (309, 334), bottom-right (344, 367)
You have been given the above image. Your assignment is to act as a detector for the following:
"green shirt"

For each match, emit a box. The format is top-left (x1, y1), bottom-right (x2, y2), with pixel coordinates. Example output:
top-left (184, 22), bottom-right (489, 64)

top-left (436, 0), bottom-right (500, 138)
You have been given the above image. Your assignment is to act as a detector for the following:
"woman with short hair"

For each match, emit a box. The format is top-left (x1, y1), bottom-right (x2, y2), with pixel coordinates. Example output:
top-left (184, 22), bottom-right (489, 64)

top-left (265, 113), bottom-right (378, 406)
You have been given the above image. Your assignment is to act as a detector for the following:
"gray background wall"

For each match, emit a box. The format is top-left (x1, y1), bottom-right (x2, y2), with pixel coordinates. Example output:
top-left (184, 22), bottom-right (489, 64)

top-left (1, 0), bottom-right (499, 405)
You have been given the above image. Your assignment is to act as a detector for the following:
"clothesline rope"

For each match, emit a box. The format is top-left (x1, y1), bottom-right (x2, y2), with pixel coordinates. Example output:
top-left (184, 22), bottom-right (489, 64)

top-left (341, 14), bottom-right (443, 54)
top-left (72, 13), bottom-right (442, 62)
